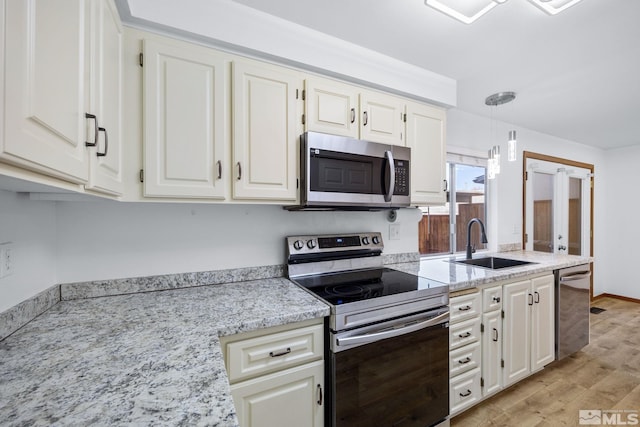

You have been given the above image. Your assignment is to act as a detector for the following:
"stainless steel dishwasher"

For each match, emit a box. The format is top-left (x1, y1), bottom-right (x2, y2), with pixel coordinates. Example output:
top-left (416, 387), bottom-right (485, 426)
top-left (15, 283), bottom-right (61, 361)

top-left (555, 264), bottom-right (591, 360)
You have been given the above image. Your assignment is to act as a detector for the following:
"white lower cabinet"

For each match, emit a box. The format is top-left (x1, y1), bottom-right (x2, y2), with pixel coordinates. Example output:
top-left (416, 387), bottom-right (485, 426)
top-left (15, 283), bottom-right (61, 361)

top-left (449, 291), bottom-right (482, 416)
top-left (221, 319), bottom-right (324, 427)
top-left (451, 273), bottom-right (556, 417)
top-left (503, 274), bottom-right (555, 388)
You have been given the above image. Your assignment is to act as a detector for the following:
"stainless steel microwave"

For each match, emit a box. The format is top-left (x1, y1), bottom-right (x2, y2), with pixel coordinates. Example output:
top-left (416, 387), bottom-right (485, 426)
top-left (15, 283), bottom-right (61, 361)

top-left (288, 131), bottom-right (411, 210)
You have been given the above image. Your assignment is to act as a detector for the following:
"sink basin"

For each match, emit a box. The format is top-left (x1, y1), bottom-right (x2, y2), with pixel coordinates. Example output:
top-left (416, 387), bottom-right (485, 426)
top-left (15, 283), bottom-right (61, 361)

top-left (453, 257), bottom-right (535, 270)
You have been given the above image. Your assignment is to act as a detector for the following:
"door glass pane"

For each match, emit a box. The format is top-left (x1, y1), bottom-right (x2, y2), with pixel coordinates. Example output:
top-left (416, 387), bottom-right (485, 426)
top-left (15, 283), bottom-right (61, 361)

top-left (533, 172), bottom-right (554, 253)
top-left (454, 164), bottom-right (486, 254)
top-left (568, 177), bottom-right (582, 255)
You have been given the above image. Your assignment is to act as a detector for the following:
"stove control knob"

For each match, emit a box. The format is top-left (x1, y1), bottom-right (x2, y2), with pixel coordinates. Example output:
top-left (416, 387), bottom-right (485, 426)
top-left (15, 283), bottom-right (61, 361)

top-left (361, 236), bottom-right (370, 245)
top-left (307, 239), bottom-right (317, 249)
top-left (293, 240), bottom-right (304, 251)
top-left (372, 236), bottom-right (380, 245)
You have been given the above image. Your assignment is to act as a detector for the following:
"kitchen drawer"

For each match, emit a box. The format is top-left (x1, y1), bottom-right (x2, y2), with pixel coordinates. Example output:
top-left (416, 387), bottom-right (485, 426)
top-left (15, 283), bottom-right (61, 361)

top-left (224, 323), bottom-right (324, 383)
top-left (483, 285), bottom-right (503, 312)
top-left (450, 367), bottom-right (481, 415)
top-left (450, 316), bottom-right (481, 351)
top-left (450, 292), bottom-right (482, 323)
top-left (450, 341), bottom-right (481, 377)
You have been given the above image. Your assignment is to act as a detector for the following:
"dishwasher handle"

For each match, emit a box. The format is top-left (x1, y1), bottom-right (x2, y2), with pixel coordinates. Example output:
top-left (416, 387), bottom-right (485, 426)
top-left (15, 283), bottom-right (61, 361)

top-left (559, 272), bottom-right (591, 282)
top-left (336, 311), bottom-right (449, 348)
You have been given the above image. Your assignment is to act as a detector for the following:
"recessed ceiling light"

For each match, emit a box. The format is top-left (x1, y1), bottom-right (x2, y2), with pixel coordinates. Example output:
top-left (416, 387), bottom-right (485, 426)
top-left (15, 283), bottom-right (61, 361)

top-left (425, 0), bottom-right (585, 23)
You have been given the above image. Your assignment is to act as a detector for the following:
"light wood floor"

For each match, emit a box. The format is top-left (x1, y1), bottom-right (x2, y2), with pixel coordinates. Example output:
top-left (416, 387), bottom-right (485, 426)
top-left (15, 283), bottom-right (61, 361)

top-left (451, 297), bottom-right (640, 426)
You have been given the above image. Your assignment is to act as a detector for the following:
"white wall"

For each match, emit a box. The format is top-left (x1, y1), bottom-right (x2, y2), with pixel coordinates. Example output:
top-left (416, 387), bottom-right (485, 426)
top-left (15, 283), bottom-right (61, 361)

top-left (446, 109), bottom-right (607, 295)
top-left (599, 145), bottom-right (640, 299)
top-left (0, 190), bottom-right (57, 312)
top-left (55, 202), bottom-right (421, 283)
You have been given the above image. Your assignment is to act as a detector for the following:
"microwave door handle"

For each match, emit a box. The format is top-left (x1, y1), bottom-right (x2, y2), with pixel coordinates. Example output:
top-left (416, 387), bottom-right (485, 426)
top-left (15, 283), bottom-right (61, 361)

top-left (384, 150), bottom-right (395, 202)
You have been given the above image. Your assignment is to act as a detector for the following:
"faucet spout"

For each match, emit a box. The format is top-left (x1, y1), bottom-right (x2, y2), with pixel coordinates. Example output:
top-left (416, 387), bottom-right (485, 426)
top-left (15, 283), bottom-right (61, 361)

top-left (466, 218), bottom-right (488, 260)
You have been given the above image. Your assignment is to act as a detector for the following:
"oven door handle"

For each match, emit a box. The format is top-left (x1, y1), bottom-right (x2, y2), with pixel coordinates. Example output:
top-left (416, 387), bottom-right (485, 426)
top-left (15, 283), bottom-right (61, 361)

top-left (384, 150), bottom-right (395, 202)
top-left (336, 311), bottom-right (449, 348)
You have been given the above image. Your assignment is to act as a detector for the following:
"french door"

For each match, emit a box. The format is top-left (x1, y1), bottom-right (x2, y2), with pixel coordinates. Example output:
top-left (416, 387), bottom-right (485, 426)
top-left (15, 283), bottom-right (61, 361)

top-left (524, 158), bottom-right (592, 256)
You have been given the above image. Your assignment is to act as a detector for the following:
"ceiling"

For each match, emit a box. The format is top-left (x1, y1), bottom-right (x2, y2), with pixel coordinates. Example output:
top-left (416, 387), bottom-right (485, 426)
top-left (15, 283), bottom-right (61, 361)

top-left (124, 0), bottom-right (640, 150)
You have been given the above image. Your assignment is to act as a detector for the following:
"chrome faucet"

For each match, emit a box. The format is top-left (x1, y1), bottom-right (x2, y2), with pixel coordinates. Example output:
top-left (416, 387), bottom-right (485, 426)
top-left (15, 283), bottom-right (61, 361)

top-left (466, 218), bottom-right (488, 260)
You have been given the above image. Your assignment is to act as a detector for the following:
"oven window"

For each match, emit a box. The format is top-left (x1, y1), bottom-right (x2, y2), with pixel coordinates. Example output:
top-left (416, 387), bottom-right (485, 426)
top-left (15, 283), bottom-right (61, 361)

top-left (331, 323), bottom-right (449, 427)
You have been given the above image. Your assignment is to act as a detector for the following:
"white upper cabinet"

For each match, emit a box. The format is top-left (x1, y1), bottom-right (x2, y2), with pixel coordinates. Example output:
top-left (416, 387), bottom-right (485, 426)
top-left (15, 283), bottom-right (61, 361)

top-left (304, 77), bottom-right (359, 139)
top-left (2, 0), bottom-right (123, 196)
top-left (86, 0), bottom-right (123, 196)
top-left (305, 76), bottom-right (405, 146)
top-left (405, 101), bottom-right (447, 206)
top-left (359, 91), bottom-right (405, 146)
top-left (3, 0), bottom-right (89, 184)
top-left (142, 36), bottom-right (229, 199)
top-left (232, 59), bottom-right (301, 201)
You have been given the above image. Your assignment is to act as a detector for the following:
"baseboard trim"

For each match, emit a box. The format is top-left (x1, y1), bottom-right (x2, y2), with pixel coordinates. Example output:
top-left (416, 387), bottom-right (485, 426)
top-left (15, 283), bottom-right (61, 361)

top-left (592, 293), bottom-right (640, 304)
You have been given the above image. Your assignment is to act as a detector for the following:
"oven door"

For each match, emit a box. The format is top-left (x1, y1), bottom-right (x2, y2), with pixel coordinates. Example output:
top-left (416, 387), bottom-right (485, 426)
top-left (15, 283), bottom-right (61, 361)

top-left (328, 309), bottom-right (449, 427)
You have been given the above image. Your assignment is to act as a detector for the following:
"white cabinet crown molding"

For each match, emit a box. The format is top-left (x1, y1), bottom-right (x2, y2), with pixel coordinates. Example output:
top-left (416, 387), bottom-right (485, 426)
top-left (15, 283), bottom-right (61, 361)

top-left (115, 0), bottom-right (456, 107)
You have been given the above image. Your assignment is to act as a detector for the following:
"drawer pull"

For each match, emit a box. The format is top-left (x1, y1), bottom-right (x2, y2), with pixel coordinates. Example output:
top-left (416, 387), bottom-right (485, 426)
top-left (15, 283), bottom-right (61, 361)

top-left (269, 347), bottom-right (292, 358)
top-left (458, 305), bottom-right (472, 311)
top-left (492, 296), bottom-right (501, 303)
top-left (458, 332), bottom-right (472, 338)
top-left (459, 389), bottom-right (472, 397)
top-left (458, 357), bottom-right (471, 364)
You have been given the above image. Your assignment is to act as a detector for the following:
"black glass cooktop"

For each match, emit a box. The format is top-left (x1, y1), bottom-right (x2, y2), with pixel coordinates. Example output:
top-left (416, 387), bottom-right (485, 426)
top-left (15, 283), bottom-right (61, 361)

top-left (293, 268), bottom-right (446, 306)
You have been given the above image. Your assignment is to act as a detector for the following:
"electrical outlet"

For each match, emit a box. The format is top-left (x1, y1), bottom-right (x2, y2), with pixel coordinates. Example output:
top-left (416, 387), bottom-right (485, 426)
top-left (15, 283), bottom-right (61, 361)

top-left (0, 242), bottom-right (13, 278)
top-left (389, 224), bottom-right (401, 240)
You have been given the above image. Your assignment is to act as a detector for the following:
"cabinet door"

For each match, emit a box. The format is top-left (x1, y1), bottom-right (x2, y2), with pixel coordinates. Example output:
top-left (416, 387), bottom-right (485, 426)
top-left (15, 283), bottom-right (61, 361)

top-left (481, 310), bottom-right (502, 397)
top-left (143, 37), bottom-right (228, 199)
top-left (305, 77), bottom-right (359, 138)
top-left (531, 275), bottom-right (555, 371)
top-left (405, 101), bottom-right (447, 206)
top-left (232, 60), bottom-right (301, 201)
top-left (231, 361), bottom-right (324, 427)
top-left (86, 0), bottom-right (123, 196)
top-left (502, 279), bottom-right (531, 388)
top-left (359, 91), bottom-right (405, 146)
top-left (3, 0), bottom-right (89, 183)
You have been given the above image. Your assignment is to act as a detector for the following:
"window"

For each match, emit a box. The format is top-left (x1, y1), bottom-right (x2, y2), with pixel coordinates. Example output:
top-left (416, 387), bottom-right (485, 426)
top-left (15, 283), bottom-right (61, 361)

top-left (419, 155), bottom-right (487, 256)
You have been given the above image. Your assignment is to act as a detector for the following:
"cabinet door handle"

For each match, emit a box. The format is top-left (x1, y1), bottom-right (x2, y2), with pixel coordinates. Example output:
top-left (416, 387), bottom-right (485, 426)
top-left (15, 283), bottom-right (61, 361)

top-left (217, 161), bottom-right (222, 180)
top-left (350, 108), bottom-right (355, 124)
top-left (269, 347), bottom-right (291, 358)
top-left (443, 179), bottom-right (448, 192)
top-left (237, 162), bottom-right (242, 180)
top-left (458, 305), bottom-right (472, 311)
top-left (458, 357), bottom-right (471, 364)
top-left (528, 293), bottom-right (534, 306)
top-left (493, 328), bottom-right (499, 342)
top-left (85, 113), bottom-right (98, 147)
top-left (534, 291), bottom-right (540, 304)
top-left (459, 389), bottom-right (472, 397)
top-left (97, 127), bottom-right (108, 157)
top-left (363, 111), bottom-right (368, 126)
top-left (317, 384), bottom-right (323, 406)
top-left (458, 332), bottom-right (471, 338)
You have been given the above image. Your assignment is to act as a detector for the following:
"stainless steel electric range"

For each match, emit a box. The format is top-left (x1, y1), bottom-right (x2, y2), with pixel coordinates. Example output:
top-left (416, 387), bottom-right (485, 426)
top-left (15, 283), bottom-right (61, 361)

top-left (286, 232), bottom-right (450, 427)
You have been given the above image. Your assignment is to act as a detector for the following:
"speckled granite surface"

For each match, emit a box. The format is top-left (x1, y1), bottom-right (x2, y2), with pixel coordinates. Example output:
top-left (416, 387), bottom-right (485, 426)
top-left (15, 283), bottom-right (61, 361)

top-left (61, 264), bottom-right (285, 300)
top-left (0, 285), bottom-right (60, 341)
top-left (0, 278), bottom-right (329, 426)
top-left (390, 251), bottom-right (592, 292)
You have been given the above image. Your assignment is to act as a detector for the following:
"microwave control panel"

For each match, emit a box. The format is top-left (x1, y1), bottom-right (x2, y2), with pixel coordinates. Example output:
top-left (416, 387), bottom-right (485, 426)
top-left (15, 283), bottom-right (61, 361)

top-left (394, 160), bottom-right (409, 196)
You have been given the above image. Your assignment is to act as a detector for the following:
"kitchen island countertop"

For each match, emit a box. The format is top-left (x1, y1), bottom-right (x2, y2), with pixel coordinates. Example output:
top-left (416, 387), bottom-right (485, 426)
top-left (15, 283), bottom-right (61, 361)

top-left (0, 278), bottom-right (330, 426)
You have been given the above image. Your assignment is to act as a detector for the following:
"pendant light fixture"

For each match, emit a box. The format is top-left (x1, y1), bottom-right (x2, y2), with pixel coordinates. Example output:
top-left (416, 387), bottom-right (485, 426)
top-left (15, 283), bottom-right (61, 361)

top-left (485, 92), bottom-right (517, 177)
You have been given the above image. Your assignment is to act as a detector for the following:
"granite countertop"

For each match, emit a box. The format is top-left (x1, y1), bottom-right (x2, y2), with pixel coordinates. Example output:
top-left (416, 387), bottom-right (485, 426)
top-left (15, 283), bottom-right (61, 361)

top-left (390, 250), bottom-right (592, 292)
top-left (0, 278), bottom-right (330, 426)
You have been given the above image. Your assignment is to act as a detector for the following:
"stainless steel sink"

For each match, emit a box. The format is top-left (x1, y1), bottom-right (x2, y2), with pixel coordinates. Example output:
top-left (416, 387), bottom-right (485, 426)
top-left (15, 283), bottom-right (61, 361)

top-left (453, 257), bottom-right (535, 269)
